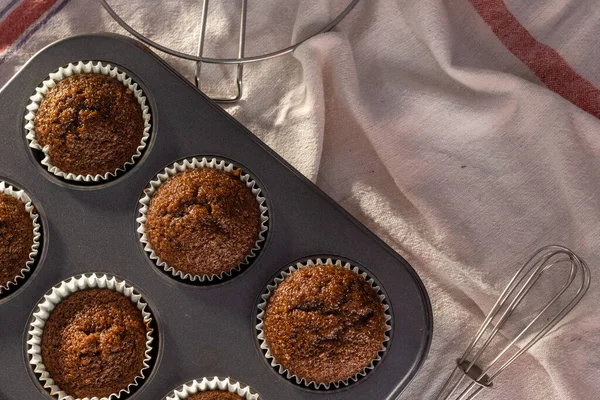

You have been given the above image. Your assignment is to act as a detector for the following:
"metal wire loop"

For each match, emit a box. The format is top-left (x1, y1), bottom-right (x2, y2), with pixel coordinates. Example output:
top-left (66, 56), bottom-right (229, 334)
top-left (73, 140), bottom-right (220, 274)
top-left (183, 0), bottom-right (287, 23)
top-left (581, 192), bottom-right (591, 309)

top-left (436, 245), bottom-right (591, 400)
top-left (97, 0), bottom-right (360, 65)
top-left (98, 0), bottom-right (359, 101)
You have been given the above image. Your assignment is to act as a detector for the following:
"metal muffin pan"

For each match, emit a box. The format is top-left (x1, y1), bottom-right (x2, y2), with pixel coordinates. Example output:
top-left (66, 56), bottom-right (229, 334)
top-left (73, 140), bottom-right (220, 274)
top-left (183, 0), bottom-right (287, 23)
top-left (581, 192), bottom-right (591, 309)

top-left (0, 34), bottom-right (432, 400)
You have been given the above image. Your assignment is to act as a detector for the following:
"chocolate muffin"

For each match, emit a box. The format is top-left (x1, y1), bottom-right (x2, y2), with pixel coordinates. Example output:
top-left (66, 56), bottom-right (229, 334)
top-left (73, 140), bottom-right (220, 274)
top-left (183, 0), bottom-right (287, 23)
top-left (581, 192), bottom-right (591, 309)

top-left (0, 192), bottom-right (34, 288)
top-left (33, 73), bottom-right (145, 176)
top-left (262, 264), bottom-right (387, 384)
top-left (188, 391), bottom-right (243, 400)
top-left (41, 288), bottom-right (149, 398)
top-left (145, 167), bottom-right (261, 277)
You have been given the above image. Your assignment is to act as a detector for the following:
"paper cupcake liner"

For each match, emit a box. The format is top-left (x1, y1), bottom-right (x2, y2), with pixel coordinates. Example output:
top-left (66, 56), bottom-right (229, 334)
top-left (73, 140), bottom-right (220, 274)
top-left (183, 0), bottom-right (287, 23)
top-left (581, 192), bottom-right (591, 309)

top-left (137, 157), bottom-right (269, 282)
top-left (24, 61), bottom-right (152, 182)
top-left (0, 180), bottom-right (41, 294)
top-left (164, 377), bottom-right (260, 400)
top-left (26, 273), bottom-right (155, 400)
top-left (256, 258), bottom-right (392, 390)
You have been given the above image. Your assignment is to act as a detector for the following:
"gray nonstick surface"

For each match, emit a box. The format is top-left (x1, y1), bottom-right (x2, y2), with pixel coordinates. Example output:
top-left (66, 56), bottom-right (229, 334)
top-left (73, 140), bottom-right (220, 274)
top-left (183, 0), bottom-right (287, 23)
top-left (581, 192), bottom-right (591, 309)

top-left (0, 33), bottom-right (432, 400)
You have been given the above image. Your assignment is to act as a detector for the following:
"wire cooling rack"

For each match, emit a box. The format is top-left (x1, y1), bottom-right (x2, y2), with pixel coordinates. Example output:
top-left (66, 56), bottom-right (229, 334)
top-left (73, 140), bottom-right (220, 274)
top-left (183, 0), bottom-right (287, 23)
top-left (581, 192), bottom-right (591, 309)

top-left (98, 0), bottom-right (360, 103)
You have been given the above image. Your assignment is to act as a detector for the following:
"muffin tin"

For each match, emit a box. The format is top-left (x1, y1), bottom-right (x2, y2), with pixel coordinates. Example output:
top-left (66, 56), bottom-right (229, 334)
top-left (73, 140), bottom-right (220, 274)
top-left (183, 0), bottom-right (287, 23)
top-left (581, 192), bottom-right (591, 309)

top-left (0, 33), bottom-right (432, 400)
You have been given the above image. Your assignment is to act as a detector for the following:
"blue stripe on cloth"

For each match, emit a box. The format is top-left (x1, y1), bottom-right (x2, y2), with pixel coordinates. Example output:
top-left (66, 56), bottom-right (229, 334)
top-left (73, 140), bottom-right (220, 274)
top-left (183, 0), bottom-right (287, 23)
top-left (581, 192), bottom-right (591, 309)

top-left (0, 0), bottom-right (22, 21)
top-left (0, 0), bottom-right (70, 65)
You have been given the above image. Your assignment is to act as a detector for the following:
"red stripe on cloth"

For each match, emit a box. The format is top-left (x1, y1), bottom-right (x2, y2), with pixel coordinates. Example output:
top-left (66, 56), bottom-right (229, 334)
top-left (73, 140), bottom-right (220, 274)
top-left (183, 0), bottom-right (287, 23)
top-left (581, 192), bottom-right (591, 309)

top-left (470, 0), bottom-right (600, 119)
top-left (0, 0), bottom-right (58, 53)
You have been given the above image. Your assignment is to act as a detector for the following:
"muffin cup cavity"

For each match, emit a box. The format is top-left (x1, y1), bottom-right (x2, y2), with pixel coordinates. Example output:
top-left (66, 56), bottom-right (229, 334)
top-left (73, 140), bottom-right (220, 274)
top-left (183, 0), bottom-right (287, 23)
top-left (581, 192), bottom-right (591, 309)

top-left (164, 377), bottom-right (259, 400)
top-left (256, 258), bottom-right (392, 390)
top-left (137, 157), bottom-right (269, 283)
top-left (0, 180), bottom-right (41, 294)
top-left (26, 273), bottom-right (155, 400)
top-left (24, 61), bottom-right (152, 182)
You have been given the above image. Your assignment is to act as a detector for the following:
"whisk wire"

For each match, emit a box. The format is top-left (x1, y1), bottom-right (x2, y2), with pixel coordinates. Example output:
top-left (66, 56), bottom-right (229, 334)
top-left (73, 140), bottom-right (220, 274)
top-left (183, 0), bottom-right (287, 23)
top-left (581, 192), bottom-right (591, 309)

top-left (436, 245), bottom-right (590, 400)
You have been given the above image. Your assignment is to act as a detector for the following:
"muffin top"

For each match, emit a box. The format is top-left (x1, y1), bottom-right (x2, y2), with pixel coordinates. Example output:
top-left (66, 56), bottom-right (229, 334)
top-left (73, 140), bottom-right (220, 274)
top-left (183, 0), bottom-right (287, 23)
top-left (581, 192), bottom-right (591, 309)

top-left (145, 167), bottom-right (261, 277)
top-left (0, 192), bottom-right (34, 288)
top-left (262, 264), bottom-right (387, 384)
top-left (41, 288), bottom-right (149, 399)
top-left (33, 73), bottom-right (144, 176)
top-left (188, 391), bottom-right (244, 400)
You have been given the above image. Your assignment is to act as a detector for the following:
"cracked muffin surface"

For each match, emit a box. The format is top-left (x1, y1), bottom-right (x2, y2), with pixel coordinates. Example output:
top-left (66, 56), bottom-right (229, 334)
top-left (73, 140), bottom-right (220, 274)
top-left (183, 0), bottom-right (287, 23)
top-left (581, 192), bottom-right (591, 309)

top-left (262, 264), bottom-right (386, 384)
top-left (0, 192), bottom-right (34, 288)
top-left (33, 73), bottom-right (144, 176)
top-left (41, 288), bottom-right (149, 399)
top-left (188, 391), bottom-right (244, 400)
top-left (145, 167), bottom-right (261, 277)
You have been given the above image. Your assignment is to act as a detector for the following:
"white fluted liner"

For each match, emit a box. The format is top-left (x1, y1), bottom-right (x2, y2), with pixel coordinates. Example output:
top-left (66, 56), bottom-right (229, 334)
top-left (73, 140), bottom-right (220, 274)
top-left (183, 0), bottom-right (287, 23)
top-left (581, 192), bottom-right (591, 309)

top-left (0, 180), bottom-right (41, 293)
top-left (165, 377), bottom-right (259, 400)
top-left (24, 61), bottom-right (151, 182)
top-left (26, 273), bottom-right (154, 400)
top-left (256, 258), bottom-right (392, 390)
top-left (137, 157), bottom-right (268, 282)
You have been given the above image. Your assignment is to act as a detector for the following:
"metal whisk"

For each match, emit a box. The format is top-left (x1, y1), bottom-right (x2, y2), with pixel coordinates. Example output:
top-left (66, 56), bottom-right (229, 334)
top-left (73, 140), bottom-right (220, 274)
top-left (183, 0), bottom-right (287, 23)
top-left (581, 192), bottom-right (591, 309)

top-left (436, 245), bottom-right (591, 400)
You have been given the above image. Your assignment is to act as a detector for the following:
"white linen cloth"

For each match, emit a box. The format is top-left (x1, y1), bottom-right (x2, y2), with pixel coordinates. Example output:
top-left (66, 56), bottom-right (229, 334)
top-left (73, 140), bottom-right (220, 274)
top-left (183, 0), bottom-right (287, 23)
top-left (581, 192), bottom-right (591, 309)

top-left (1, 1), bottom-right (598, 399)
